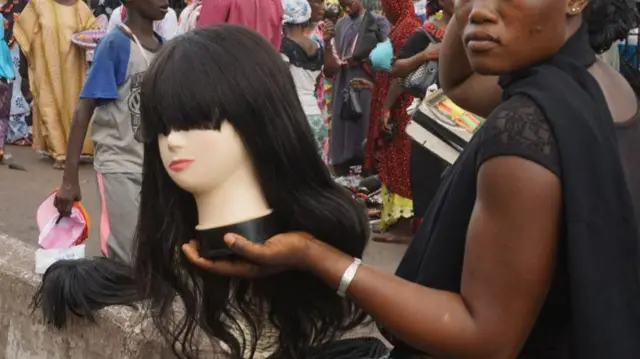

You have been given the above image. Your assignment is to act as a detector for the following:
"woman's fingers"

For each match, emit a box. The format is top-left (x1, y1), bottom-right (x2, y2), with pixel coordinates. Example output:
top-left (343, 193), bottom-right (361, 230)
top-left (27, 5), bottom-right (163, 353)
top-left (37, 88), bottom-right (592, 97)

top-left (182, 240), bottom-right (262, 277)
top-left (223, 233), bottom-right (272, 263)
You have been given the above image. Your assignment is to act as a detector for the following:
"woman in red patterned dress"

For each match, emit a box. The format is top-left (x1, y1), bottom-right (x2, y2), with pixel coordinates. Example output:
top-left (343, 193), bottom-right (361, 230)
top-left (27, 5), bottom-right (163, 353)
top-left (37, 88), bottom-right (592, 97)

top-left (363, 0), bottom-right (421, 243)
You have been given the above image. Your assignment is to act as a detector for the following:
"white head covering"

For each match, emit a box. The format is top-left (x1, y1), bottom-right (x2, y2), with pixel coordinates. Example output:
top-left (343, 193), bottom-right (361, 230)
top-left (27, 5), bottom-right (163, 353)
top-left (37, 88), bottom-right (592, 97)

top-left (281, 0), bottom-right (312, 25)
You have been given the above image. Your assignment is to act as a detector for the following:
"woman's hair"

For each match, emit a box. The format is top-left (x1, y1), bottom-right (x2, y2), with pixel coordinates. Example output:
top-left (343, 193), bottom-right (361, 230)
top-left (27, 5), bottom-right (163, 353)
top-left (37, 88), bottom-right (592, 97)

top-left (135, 25), bottom-right (370, 359)
top-left (584, 0), bottom-right (639, 53)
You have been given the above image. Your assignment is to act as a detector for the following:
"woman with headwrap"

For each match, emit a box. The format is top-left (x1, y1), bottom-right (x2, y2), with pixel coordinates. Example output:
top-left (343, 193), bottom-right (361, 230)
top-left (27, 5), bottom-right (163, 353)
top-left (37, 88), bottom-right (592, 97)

top-left (281, 0), bottom-right (327, 155)
top-left (363, 0), bottom-right (422, 243)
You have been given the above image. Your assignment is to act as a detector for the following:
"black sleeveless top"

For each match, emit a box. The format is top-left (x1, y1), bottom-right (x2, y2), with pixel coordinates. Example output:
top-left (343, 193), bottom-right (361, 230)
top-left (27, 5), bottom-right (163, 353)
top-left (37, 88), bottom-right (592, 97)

top-left (392, 95), bottom-right (567, 358)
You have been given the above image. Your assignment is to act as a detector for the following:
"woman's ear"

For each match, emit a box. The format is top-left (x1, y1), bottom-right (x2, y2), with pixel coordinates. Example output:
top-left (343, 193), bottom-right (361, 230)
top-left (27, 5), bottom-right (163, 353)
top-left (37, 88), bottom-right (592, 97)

top-left (566, 0), bottom-right (588, 16)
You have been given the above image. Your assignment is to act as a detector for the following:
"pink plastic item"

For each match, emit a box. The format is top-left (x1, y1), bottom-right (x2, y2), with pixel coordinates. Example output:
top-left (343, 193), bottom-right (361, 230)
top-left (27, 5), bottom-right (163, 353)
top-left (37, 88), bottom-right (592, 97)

top-left (36, 191), bottom-right (90, 250)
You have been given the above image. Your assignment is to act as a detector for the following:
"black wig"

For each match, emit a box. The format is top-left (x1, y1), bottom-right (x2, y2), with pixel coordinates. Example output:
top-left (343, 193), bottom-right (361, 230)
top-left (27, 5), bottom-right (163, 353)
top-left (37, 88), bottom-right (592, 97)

top-left (133, 25), bottom-right (370, 358)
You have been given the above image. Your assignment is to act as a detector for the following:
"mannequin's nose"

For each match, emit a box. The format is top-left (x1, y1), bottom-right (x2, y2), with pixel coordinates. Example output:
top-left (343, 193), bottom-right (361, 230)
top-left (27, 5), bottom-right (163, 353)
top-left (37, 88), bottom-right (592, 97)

top-left (468, 0), bottom-right (499, 24)
top-left (166, 131), bottom-right (186, 153)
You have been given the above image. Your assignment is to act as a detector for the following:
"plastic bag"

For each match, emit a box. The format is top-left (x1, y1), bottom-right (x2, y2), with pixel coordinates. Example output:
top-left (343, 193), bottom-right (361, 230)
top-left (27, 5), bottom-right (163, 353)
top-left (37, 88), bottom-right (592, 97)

top-left (36, 190), bottom-right (90, 250)
top-left (369, 38), bottom-right (393, 72)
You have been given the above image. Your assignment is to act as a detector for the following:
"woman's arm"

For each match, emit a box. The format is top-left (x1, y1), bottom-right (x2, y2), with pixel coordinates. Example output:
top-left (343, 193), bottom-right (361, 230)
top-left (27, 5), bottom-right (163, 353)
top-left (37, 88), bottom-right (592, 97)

top-left (439, 17), bottom-right (501, 117)
top-left (305, 156), bottom-right (561, 358)
top-left (323, 40), bottom-right (340, 77)
top-left (382, 78), bottom-right (405, 111)
top-left (391, 43), bottom-right (440, 78)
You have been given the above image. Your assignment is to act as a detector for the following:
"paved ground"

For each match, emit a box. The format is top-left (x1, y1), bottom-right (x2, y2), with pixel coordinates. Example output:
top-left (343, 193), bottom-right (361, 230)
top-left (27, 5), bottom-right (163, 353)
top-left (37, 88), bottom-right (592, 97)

top-left (0, 145), bottom-right (409, 273)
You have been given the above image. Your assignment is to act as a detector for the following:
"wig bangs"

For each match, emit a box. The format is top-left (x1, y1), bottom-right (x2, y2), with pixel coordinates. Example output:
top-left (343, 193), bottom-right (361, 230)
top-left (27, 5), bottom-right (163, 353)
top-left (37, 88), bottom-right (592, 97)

top-left (139, 33), bottom-right (231, 142)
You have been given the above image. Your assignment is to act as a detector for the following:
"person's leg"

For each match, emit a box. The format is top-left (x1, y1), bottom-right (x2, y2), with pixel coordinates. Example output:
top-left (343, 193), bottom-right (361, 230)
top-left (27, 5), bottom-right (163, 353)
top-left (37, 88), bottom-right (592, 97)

top-left (96, 172), bottom-right (142, 264)
top-left (307, 113), bottom-right (328, 158)
top-left (0, 80), bottom-right (13, 162)
top-left (0, 115), bottom-right (8, 162)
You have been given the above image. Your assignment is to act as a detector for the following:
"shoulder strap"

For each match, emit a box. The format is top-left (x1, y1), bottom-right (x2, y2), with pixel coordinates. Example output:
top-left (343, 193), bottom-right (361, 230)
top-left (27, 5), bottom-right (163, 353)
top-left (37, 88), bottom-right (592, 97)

top-left (118, 24), bottom-right (150, 66)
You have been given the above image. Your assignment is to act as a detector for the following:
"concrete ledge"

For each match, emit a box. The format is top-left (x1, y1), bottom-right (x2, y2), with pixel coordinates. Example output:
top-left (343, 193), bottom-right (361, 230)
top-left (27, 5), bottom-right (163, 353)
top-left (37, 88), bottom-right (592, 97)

top-left (0, 233), bottom-right (174, 359)
top-left (0, 233), bottom-right (384, 358)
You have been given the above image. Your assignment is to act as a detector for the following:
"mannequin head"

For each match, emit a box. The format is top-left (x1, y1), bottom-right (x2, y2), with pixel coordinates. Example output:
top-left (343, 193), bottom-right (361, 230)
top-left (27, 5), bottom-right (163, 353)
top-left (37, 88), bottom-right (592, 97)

top-left (135, 25), bottom-right (369, 358)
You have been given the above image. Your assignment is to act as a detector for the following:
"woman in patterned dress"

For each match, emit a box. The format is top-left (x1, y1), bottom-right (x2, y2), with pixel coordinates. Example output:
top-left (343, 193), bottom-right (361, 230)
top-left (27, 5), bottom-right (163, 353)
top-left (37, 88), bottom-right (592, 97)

top-left (363, 0), bottom-right (422, 243)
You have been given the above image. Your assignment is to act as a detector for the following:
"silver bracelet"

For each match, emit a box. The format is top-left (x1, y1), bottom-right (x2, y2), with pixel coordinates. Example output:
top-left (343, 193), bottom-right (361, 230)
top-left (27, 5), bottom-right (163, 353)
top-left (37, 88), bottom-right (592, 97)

top-left (337, 258), bottom-right (362, 297)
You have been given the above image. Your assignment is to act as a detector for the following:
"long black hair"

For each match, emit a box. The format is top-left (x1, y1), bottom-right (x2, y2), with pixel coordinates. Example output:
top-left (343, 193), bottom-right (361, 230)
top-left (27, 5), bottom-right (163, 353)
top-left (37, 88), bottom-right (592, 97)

top-left (134, 25), bottom-right (370, 358)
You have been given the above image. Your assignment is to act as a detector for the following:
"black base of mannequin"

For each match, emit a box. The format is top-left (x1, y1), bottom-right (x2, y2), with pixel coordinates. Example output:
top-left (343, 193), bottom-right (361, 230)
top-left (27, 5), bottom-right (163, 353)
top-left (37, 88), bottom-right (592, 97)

top-left (195, 212), bottom-right (284, 260)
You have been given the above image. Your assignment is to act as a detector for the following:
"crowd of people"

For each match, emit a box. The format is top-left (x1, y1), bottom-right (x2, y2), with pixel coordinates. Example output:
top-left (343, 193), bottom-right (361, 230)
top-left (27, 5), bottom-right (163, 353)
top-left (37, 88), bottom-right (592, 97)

top-left (6, 0), bottom-right (640, 357)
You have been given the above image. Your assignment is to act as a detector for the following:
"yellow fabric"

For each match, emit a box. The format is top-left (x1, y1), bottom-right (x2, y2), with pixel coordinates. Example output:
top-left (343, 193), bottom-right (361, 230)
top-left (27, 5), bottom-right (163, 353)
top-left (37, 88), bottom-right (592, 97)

top-left (14, 0), bottom-right (96, 161)
top-left (380, 184), bottom-right (414, 230)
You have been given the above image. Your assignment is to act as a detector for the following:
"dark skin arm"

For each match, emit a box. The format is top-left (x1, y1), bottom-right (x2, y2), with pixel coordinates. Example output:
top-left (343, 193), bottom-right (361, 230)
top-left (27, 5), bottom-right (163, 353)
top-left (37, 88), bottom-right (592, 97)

top-left (390, 43), bottom-right (440, 78)
top-left (19, 50), bottom-right (30, 102)
top-left (323, 21), bottom-right (340, 78)
top-left (54, 99), bottom-right (96, 216)
top-left (305, 156), bottom-right (561, 358)
top-left (439, 17), bottom-right (501, 117)
top-left (323, 41), bottom-right (340, 77)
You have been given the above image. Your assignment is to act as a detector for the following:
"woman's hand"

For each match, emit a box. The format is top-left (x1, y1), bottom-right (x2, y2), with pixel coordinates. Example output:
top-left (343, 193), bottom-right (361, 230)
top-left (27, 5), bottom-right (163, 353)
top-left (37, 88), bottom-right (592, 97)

top-left (380, 110), bottom-right (391, 132)
top-left (350, 78), bottom-right (374, 89)
top-left (182, 231), bottom-right (316, 277)
top-left (420, 43), bottom-right (442, 62)
top-left (323, 20), bottom-right (336, 42)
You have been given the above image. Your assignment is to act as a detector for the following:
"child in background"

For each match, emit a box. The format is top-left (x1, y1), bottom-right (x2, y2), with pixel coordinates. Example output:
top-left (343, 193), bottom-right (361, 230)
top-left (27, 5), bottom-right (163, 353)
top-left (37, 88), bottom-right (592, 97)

top-left (54, 0), bottom-right (167, 263)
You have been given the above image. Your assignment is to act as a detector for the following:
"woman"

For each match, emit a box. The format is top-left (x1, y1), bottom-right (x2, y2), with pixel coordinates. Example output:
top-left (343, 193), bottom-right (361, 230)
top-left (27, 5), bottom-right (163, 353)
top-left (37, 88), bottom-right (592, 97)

top-left (187, 0), bottom-right (640, 358)
top-left (439, 0), bottom-right (640, 233)
top-left (0, 0), bottom-right (30, 147)
top-left (282, 0), bottom-right (327, 155)
top-left (363, 0), bottom-right (421, 243)
top-left (14, 0), bottom-right (96, 169)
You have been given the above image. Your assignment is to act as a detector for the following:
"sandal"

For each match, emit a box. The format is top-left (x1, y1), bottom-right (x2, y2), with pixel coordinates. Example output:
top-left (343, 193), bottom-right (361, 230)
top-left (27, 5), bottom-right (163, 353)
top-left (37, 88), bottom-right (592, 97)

top-left (53, 160), bottom-right (65, 170)
top-left (11, 138), bottom-right (31, 146)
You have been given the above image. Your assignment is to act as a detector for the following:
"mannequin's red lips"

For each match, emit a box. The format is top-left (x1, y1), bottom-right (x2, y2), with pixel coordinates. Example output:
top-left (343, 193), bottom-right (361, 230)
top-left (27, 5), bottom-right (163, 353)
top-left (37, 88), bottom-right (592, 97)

top-left (168, 159), bottom-right (194, 171)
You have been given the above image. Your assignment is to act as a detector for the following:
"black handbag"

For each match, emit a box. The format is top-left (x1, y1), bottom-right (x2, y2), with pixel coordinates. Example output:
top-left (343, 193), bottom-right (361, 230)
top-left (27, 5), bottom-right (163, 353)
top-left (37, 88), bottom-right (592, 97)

top-left (404, 28), bottom-right (440, 98)
top-left (341, 87), bottom-right (364, 122)
top-left (352, 11), bottom-right (385, 61)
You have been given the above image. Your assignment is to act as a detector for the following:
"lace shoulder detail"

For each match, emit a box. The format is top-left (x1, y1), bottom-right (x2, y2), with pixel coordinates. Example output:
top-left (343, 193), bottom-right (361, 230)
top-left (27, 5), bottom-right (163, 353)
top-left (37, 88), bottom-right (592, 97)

top-left (280, 37), bottom-right (324, 72)
top-left (476, 95), bottom-right (561, 176)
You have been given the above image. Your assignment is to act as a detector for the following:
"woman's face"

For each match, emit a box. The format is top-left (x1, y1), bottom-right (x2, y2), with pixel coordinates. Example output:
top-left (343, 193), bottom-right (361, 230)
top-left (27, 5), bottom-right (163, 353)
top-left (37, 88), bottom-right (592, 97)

top-left (309, 0), bottom-right (325, 22)
top-left (457, 0), bottom-right (584, 75)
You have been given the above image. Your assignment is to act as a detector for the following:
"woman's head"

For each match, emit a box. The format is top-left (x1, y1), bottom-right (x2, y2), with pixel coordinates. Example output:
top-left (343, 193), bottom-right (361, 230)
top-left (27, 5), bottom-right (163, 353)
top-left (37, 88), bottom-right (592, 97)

top-left (136, 25), bottom-right (369, 358)
top-left (458, 0), bottom-right (582, 75)
top-left (458, 0), bottom-right (638, 75)
top-left (308, 0), bottom-right (325, 23)
top-left (381, 0), bottom-right (414, 25)
top-left (283, 0), bottom-right (312, 29)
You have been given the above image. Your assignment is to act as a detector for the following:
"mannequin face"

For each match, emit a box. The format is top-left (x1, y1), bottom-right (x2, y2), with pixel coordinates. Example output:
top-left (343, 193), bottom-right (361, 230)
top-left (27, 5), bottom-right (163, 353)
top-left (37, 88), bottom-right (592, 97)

top-left (158, 121), bottom-right (250, 195)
